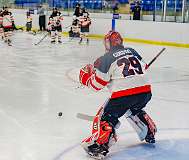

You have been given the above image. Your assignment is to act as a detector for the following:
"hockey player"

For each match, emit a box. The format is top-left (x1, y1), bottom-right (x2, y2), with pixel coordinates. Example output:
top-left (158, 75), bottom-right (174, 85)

top-left (0, 9), bottom-right (4, 40)
top-left (78, 12), bottom-right (91, 44)
top-left (79, 31), bottom-right (157, 159)
top-left (69, 16), bottom-right (80, 38)
top-left (26, 11), bottom-right (32, 32)
top-left (2, 7), bottom-right (14, 46)
top-left (48, 8), bottom-right (63, 43)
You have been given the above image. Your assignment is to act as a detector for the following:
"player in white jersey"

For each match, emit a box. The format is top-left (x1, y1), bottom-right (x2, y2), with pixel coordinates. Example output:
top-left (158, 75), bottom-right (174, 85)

top-left (48, 8), bottom-right (63, 43)
top-left (26, 11), bottom-right (32, 32)
top-left (2, 7), bottom-right (14, 46)
top-left (78, 12), bottom-right (91, 44)
top-left (69, 16), bottom-right (80, 38)
top-left (0, 9), bottom-right (4, 40)
top-left (79, 31), bottom-right (157, 158)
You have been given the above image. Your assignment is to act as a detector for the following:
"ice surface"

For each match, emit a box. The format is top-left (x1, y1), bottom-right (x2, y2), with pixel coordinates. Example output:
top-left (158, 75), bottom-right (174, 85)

top-left (0, 32), bottom-right (189, 160)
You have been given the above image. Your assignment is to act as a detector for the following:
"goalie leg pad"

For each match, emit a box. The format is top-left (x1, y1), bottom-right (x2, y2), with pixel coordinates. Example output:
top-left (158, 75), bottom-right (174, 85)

top-left (125, 109), bottom-right (148, 141)
top-left (81, 107), bottom-right (117, 156)
top-left (126, 109), bottom-right (157, 143)
top-left (81, 121), bottom-right (117, 156)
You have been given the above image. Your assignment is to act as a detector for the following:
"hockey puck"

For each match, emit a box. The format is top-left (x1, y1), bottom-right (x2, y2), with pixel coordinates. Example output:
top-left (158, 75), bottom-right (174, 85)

top-left (58, 112), bottom-right (63, 117)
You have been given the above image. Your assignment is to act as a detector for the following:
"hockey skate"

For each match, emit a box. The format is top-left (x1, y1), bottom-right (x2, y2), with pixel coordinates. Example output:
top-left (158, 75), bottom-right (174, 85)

top-left (145, 133), bottom-right (155, 144)
top-left (143, 113), bottom-right (157, 144)
top-left (7, 39), bottom-right (12, 46)
top-left (51, 40), bottom-right (56, 44)
top-left (86, 38), bottom-right (89, 45)
top-left (84, 143), bottom-right (109, 160)
top-left (79, 38), bottom-right (83, 44)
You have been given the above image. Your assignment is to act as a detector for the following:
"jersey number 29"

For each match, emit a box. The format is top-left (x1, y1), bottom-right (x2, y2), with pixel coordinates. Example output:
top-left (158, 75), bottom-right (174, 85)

top-left (117, 56), bottom-right (143, 77)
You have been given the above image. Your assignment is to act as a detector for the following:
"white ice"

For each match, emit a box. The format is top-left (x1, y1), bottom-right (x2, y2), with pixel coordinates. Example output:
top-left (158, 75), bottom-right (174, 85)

top-left (0, 32), bottom-right (189, 160)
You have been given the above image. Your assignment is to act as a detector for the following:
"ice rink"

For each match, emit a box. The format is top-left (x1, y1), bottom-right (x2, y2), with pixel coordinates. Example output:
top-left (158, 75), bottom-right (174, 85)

top-left (0, 32), bottom-right (189, 160)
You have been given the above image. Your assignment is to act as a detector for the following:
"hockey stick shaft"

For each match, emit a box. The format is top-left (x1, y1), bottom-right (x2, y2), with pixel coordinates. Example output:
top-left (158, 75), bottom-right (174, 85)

top-left (77, 48), bottom-right (166, 121)
top-left (63, 24), bottom-right (71, 29)
top-left (34, 32), bottom-right (49, 45)
top-left (146, 47), bottom-right (166, 69)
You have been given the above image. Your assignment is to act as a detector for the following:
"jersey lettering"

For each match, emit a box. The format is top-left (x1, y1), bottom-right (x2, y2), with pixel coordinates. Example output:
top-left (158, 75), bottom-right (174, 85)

top-left (117, 56), bottom-right (143, 77)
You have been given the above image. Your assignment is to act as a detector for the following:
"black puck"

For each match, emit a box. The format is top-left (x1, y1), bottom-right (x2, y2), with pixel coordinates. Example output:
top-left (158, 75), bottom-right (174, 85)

top-left (58, 112), bottom-right (63, 117)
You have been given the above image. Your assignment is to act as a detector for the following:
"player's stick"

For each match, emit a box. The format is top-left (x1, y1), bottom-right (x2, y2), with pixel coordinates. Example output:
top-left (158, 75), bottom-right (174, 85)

top-left (34, 32), bottom-right (49, 45)
top-left (145, 47), bottom-right (166, 69)
top-left (76, 47), bottom-right (166, 121)
top-left (63, 25), bottom-right (71, 29)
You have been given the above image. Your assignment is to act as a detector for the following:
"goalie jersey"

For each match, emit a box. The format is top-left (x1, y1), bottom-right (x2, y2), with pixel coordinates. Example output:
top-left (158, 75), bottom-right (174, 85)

top-left (89, 45), bottom-right (151, 99)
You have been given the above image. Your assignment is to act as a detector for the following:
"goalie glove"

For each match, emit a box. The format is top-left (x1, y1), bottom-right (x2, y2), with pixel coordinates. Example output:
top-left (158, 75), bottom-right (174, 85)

top-left (79, 64), bottom-right (94, 86)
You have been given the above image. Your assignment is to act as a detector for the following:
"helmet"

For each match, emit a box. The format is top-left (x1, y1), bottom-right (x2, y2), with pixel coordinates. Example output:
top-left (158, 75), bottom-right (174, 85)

top-left (104, 31), bottom-right (123, 52)
top-left (73, 15), bottom-right (77, 20)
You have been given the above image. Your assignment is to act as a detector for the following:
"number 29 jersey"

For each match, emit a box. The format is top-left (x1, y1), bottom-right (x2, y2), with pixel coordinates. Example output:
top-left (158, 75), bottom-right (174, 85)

top-left (90, 45), bottom-right (151, 99)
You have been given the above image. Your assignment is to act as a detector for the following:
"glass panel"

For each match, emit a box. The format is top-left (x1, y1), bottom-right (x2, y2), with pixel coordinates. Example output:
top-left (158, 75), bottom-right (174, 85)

top-left (1, 0), bottom-right (188, 23)
top-left (154, 0), bottom-right (164, 22)
top-left (186, 0), bottom-right (189, 22)
top-left (161, 0), bottom-right (186, 23)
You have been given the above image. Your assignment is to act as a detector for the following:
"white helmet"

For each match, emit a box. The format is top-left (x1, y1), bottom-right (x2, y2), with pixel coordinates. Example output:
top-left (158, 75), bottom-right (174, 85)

top-left (73, 15), bottom-right (77, 20)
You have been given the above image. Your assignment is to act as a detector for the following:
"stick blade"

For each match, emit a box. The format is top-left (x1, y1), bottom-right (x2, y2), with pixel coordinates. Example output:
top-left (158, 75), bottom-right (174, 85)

top-left (76, 113), bottom-right (94, 121)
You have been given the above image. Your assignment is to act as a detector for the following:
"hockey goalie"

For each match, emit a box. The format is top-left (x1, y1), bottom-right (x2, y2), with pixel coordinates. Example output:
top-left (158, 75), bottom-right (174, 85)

top-left (79, 31), bottom-right (157, 159)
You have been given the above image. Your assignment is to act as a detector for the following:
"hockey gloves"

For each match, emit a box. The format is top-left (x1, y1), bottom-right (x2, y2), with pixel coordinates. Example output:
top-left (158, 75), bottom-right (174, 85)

top-left (79, 64), bottom-right (94, 86)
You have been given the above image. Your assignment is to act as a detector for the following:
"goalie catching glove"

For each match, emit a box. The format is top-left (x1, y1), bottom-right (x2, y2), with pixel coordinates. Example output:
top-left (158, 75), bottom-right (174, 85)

top-left (79, 64), bottom-right (94, 86)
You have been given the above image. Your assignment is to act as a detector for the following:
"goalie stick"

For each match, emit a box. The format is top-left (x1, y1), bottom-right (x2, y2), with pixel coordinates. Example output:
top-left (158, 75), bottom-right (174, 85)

top-left (76, 47), bottom-right (166, 121)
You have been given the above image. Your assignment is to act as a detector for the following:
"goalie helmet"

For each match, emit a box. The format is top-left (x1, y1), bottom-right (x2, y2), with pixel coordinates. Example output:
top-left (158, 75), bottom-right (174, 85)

top-left (104, 31), bottom-right (123, 52)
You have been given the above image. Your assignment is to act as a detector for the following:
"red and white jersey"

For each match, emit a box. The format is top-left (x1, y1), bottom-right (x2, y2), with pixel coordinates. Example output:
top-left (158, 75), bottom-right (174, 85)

top-left (3, 14), bottom-right (13, 28)
top-left (79, 17), bottom-right (91, 28)
top-left (47, 18), bottom-right (55, 30)
top-left (27, 15), bottom-right (32, 23)
top-left (49, 11), bottom-right (63, 27)
top-left (0, 15), bottom-right (3, 26)
top-left (88, 46), bottom-right (151, 99)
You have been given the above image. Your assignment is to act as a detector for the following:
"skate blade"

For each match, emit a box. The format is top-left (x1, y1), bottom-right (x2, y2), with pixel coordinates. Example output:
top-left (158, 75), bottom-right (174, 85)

top-left (88, 152), bottom-right (105, 160)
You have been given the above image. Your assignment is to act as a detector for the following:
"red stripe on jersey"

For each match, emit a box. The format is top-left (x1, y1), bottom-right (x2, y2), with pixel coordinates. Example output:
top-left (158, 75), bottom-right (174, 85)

top-left (95, 74), bottom-right (108, 86)
top-left (111, 85), bottom-right (151, 99)
top-left (3, 25), bottom-right (13, 28)
top-left (89, 79), bottom-right (101, 91)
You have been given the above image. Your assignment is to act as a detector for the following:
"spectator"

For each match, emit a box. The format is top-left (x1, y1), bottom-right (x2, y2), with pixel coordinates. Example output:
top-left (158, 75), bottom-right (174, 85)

top-left (132, 1), bottom-right (141, 20)
top-left (38, 5), bottom-right (46, 31)
top-left (112, 0), bottom-right (119, 13)
top-left (102, 0), bottom-right (109, 10)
